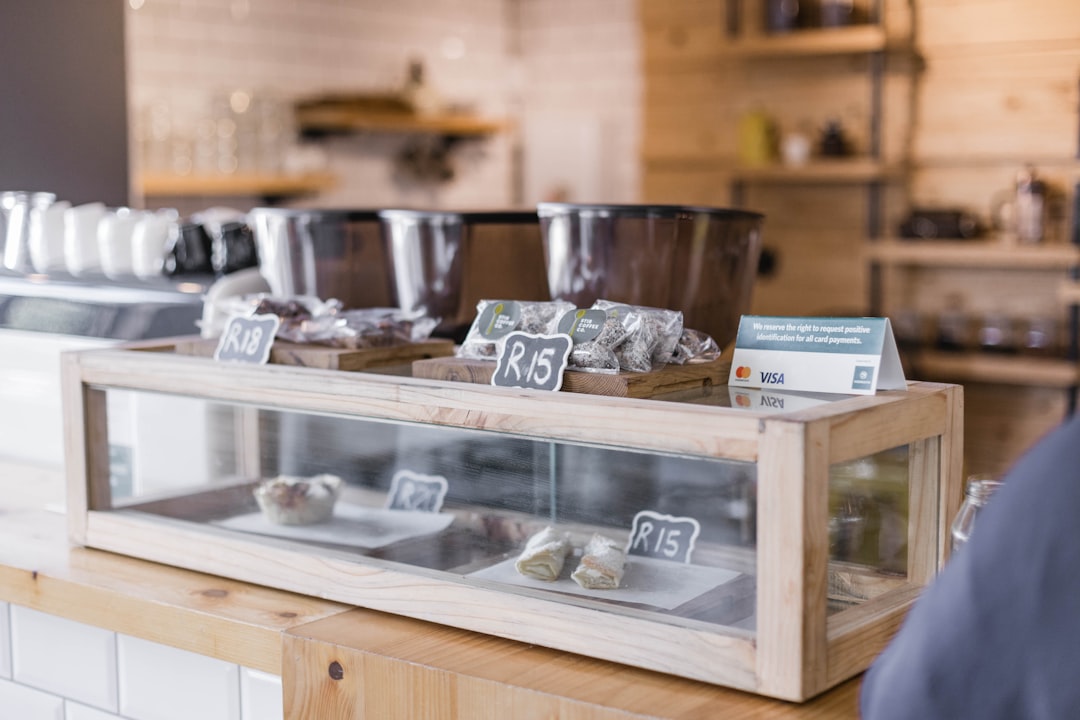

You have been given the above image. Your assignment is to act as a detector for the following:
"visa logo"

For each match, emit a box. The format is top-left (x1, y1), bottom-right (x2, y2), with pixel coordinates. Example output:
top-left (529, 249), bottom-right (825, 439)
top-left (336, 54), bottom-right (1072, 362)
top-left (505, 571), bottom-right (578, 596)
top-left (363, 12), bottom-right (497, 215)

top-left (760, 395), bottom-right (784, 408)
top-left (760, 371), bottom-right (785, 384)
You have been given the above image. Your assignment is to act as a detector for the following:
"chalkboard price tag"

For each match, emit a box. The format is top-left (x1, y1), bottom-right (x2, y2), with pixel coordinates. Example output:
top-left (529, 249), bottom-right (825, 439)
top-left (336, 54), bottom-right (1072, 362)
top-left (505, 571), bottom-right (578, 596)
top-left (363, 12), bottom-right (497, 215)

top-left (490, 331), bottom-right (572, 392)
top-left (627, 510), bottom-right (702, 563)
top-left (385, 470), bottom-right (449, 513)
top-left (213, 314), bottom-right (280, 365)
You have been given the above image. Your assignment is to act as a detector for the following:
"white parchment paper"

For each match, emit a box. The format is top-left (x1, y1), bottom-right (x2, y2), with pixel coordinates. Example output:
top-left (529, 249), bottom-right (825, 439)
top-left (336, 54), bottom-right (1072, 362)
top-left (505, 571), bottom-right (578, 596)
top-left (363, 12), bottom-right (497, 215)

top-left (215, 503), bottom-right (454, 549)
top-left (468, 555), bottom-right (740, 610)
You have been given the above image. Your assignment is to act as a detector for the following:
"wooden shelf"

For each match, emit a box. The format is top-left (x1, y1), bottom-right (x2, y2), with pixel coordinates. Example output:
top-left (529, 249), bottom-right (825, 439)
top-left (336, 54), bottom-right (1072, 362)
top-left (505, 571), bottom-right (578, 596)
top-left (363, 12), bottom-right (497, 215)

top-left (868, 240), bottom-right (1080, 269)
top-left (138, 172), bottom-right (337, 198)
top-left (723, 24), bottom-right (888, 58)
top-left (642, 156), bottom-right (900, 183)
top-left (295, 107), bottom-right (510, 137)
top-left (912, 350), bottom-right (1079, 388)
top-left (733, 159), bottom-right (901, 183)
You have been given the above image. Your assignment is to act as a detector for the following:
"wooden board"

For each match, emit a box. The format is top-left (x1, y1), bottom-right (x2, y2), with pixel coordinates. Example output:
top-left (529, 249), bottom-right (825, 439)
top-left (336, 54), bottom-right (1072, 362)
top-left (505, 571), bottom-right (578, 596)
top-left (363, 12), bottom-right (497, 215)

top-left (411, 354), bottom-right (733, 398)
top-left (174, 337), bottom-right (455, 372)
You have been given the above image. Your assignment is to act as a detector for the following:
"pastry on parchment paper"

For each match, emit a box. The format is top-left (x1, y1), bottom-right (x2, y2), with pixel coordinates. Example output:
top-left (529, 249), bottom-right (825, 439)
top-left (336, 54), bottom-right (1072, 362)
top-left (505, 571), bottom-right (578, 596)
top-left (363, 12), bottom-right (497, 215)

top-left (571, 533), bottom-right (627, 590)
top-left (514, 526), bottom-right (572, 582)
top-left (253, 473), bottom-right (342, 526)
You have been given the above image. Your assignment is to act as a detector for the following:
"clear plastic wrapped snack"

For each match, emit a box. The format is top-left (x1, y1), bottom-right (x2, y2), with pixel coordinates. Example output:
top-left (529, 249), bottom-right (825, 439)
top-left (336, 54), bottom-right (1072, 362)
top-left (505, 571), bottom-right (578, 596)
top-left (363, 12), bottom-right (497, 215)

top-left (458, 299), bottom-right (575, 360)
top-left (670, 327), bottom-right (723, 365)
top-left (591, 300), bottom-right (684, 373)
top-left (278, 307), bottom-right (438, 349)
top-left (568, 341), bottom-right (621, 373)
top-left (213, 293), bottom-right (437, 349)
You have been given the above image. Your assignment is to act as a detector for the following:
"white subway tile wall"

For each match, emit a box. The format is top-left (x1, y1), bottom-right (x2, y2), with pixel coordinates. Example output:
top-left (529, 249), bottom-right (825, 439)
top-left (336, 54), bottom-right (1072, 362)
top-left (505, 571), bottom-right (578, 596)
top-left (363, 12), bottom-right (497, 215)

top-left (10, 606), bottom-right (119, 713)
top-left (518, 0), bottom-right (642, 204)
top-left (66, 702), bottom-right (124, 720)
top-left (0, 603), bottom-right (277, 720)
top-left (118, 634), bottom-right (241, 720)
top-left (0, 678), bottom-right (65, 720)
top-left (0, 601), bottom-right (10, 679)
top-left (124, 0), bottom-right (639, 209)
top-left (240, 668), bottom-right (283, 720)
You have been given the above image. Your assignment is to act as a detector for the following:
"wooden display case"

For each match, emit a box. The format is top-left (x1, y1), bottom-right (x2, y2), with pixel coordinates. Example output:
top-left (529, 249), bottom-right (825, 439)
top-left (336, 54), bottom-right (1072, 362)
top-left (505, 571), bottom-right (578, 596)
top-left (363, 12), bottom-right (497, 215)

top-left (62, 340), bottom-right (962, 702)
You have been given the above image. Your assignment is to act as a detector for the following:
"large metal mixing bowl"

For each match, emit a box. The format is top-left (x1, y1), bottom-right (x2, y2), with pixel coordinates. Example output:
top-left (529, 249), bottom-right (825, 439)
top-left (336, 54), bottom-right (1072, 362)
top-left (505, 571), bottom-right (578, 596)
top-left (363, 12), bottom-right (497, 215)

top-left (537, 203), bottom-right (764, 348)
top-left (249, 207), bottom-right (392, 310)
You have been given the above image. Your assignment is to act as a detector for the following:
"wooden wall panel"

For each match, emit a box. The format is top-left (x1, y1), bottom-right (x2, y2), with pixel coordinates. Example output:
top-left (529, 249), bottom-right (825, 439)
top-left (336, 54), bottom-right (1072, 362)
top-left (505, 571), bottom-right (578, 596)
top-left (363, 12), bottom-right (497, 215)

top-left (641, 165), bottom-right (733, 206)
top-left (880, 265), bottom-right (1069, 322)
top-left (959, 383), bottom-right (1068, 478)
top-left (917, 1), bottom-right (1080, 48)
top-left (913, 57), bottom-right (1079, 160)
top-left (640, 0), bottom-right (1080, 474)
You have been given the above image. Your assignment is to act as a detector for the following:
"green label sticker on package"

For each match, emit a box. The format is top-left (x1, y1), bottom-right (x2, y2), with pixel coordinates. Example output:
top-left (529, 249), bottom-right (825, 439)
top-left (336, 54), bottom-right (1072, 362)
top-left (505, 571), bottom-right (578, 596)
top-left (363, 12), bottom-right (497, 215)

top-left (556, 308), bottom-right (607, 344)
top-left (476, 300), bottom-right (522, 339)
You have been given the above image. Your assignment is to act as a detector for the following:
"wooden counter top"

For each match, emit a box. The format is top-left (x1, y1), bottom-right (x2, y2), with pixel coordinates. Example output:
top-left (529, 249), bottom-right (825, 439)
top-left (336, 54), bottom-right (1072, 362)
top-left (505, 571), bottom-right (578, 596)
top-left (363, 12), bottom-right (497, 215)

top-left (0, 463), bottom-right (349, 675)
top-left (0, 461), bottom-right (863, 718)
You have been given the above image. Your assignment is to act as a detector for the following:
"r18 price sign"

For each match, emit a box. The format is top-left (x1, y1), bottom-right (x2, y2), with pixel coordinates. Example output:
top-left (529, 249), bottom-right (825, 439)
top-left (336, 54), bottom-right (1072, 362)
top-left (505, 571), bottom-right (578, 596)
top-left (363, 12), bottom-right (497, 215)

top-left (491, 331), bottom-right (572, 392)
top-left (213, 314), bottom-right (280, 365)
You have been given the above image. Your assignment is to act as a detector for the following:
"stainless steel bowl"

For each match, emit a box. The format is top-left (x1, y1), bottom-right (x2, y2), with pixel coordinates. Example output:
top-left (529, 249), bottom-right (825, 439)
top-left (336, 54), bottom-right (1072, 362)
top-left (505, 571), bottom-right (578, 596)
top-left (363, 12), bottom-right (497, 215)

top-left (249, 207), bottom-right (392, 310)
top-left (378, 209), bottom-right (466, 337)
top-left (537, 203), bottom-right (764, 348)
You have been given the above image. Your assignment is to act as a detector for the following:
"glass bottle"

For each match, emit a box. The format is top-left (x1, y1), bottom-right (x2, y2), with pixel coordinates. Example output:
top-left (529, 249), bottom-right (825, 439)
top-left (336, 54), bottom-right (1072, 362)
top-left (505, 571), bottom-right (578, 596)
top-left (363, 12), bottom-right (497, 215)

top-left (950, 475), bottom-right (1003, 555)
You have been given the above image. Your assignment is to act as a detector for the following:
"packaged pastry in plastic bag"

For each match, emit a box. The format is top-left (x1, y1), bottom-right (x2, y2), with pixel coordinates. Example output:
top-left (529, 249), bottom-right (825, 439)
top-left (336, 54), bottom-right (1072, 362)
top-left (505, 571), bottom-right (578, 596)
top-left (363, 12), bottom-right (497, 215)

top-left (670, 327), bottom-right (723, 365)
top-left (590, 300), bottom-right (684, 373)
top-left (458, 299), bottom-right (575, 360)
top-left (214, 294), bottom-right (437, 349)
top-left (279, 307), bottom-right (438, 349)
top-left (554, 306), bottom-right (625, 374)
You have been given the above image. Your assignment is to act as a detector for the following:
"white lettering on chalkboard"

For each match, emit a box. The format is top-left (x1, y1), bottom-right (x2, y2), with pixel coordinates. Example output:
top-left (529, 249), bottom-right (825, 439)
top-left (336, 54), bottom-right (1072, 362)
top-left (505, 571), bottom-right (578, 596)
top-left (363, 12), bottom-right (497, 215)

top-left (628, 510), bottom-right (702, 564)
top-left (385, 470), bottom-right (448, 513)
top-left (213, 314), bottom-right (280, 365)
top-left (491, 331), bottom-right (572, 392)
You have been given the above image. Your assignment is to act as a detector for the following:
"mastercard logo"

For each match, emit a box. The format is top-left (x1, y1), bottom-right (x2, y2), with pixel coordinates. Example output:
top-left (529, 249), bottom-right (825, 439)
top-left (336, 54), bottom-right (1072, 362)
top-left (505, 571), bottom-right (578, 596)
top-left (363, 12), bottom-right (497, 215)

top-left (735, 393), bottom-right (752, 407)
top-left (734, 366), bottom-right (751, 379)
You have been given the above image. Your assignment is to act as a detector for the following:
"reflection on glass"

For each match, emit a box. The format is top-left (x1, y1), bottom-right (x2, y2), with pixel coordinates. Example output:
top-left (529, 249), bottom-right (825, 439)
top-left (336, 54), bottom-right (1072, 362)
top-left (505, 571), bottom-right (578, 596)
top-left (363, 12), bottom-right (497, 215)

top-left (104, 390), bottom-right (760, 633)
top-left (828, 446), bottom-right (910, 614)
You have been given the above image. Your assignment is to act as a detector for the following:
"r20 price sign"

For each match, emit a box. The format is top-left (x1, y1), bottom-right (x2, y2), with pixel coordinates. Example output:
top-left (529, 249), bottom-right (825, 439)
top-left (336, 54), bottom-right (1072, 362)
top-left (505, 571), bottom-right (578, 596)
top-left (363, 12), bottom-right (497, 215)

top-left (491, 331), bottom-right (572, 392)
top-left (213, 314), bottom-right (280, 365)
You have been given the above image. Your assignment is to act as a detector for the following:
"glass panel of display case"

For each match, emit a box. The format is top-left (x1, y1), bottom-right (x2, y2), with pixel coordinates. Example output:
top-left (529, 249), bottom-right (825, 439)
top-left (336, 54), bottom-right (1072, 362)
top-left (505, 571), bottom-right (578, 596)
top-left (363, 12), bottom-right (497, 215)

top-left (103, 388), bottom-right (759, 633)
top-left (827, 444), bottom-right (911, 615)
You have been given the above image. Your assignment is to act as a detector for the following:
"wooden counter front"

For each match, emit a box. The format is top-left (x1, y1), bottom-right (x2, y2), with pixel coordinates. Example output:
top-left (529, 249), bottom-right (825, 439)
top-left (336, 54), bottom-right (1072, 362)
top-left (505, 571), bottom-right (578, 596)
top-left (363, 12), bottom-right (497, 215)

top-left (284, 609), bottom-right (861, 719)
top-left (0, 463), bottom-right (863, 719)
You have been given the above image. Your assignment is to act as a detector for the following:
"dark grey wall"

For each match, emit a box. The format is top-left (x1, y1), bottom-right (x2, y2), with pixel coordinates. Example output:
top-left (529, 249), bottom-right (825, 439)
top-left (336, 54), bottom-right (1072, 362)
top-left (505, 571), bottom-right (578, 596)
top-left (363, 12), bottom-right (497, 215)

top-left (0, 0), bottom-right (129, 206)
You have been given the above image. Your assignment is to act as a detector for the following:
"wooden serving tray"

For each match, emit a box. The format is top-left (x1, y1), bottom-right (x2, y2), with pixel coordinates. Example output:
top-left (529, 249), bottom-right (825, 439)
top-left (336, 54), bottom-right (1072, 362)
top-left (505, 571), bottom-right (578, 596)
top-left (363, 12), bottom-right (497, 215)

top-left (411, 353), bottom-right (732, 398)
top-left (174, 337), bottom-right (455, 372)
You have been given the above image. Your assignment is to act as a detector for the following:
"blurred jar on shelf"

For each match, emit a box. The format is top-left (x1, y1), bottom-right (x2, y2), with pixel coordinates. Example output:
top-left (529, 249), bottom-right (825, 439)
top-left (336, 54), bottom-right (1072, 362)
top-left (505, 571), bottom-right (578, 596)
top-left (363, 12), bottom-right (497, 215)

top-left (819, 0), bottom-right (856, 27)
top-left (1019, 316), bottom-right (1061, 358)
top-left (950, 475), bottom-right (1003, 555)
top-left (976, 311), bottom-right (1015, 354)
top-left (935, 307), bottom-right (970, 352)
top-left (738, 109), bottom-right (778, 166)
top-left (765, 0), bottom-right (804, 33)
top-left (991, 165), bottom-right (1057, 244)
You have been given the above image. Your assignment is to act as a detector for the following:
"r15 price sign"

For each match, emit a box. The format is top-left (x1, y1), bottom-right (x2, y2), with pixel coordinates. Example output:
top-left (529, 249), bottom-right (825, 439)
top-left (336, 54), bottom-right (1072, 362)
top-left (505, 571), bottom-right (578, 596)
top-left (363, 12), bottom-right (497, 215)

top-left (491, 331), bottom-right (572, 392)
top-left (627, 510), bottom-right (702, 564)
